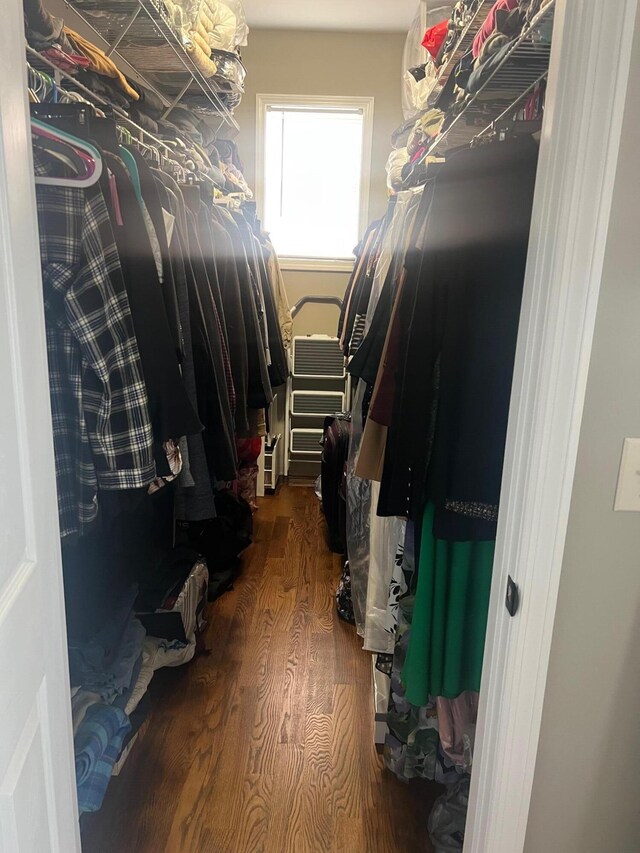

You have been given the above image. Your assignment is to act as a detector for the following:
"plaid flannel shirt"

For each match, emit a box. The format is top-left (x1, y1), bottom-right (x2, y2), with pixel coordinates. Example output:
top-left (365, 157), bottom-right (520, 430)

top-left (34, 149), bottom-right (155, 537)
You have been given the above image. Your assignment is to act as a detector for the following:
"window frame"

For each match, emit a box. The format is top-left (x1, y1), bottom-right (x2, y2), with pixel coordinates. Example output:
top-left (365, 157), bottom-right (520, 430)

top-left (255, 93), bottom-right (375, 272)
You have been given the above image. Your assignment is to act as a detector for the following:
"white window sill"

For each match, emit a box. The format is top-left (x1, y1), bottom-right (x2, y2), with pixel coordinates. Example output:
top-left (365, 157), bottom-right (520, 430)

top-left (279, 257), bottom-right (355, 273)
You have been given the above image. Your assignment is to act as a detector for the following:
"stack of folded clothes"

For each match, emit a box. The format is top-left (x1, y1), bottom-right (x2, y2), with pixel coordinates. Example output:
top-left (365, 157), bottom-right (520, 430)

top-left (433, 0), bottom-right (555, 112)
top-left (396, 0), bottom-right (555, 185)
top-left (69, 587), bottom-right (146, 813)
top-left (68, 551), bottom-right (208, 813)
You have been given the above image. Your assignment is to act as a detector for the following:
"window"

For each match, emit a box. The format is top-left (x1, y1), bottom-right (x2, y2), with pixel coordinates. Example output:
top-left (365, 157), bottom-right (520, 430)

top-left (257, 95), bottom-right (374, 270)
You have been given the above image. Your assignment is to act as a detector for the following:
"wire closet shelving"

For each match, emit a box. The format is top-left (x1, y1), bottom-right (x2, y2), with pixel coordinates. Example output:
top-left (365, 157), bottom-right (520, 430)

top-left (62, 0), bottom-right (243, 129)
top-left (422, 0), bottom-right (556, 160)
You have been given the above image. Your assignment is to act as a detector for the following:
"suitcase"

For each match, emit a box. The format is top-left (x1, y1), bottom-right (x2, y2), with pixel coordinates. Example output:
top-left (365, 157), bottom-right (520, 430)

top-left (320, 413), bottom-right (351, 554)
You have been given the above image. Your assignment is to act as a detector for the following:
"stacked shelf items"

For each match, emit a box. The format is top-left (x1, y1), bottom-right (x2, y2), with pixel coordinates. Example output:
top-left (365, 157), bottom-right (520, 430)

top-left (63, 0), bottom-right (244, 125)
top-left (426, 1), bottom-right (555, 156)
top-left (435, 0), bottom-right (496, 91)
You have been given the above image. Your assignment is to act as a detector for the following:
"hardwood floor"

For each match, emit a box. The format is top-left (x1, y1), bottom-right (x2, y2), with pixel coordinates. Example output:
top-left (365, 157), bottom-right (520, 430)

top-left (82, 485), bottom-right (438, 853)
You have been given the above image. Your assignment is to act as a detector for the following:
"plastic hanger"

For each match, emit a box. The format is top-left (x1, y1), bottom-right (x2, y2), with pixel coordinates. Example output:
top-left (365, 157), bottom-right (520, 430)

top-left (32, 117), bottom-right (102, 188)
top-left (118, 144), bottom-right (143, 206)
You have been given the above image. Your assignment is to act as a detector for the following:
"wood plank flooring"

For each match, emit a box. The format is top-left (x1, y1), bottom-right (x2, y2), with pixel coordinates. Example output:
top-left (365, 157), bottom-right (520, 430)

top-left (82, 485), bottom-right (438, 853)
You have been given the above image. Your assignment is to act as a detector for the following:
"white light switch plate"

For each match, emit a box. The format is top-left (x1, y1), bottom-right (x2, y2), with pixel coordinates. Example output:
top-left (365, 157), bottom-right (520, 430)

top-left (614, 438), bottom-right (640, 511)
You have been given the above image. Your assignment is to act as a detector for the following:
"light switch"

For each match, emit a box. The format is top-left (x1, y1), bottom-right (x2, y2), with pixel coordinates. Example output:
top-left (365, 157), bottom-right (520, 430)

top-left (614, 438), bottom-right (640, 511)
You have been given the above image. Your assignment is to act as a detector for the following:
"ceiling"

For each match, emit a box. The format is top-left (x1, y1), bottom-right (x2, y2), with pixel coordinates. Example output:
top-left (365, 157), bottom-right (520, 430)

top-left (242, 0), bottom-right (419, 33)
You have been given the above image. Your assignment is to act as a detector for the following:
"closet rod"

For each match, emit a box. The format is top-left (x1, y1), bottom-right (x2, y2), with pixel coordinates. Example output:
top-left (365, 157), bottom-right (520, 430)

top-left (471, 71), bottom-right (547, 145)
top-left (27, 52), bottom-right (219, 187)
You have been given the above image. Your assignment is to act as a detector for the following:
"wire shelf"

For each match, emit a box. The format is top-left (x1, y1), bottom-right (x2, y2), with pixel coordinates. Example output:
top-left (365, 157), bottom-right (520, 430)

top-left (27, 45), bottom-right (225, 189)
top-left (27, 44), bottom-right (170, 153)
top-left (435, 0), bottom-right (496, 89)
top-left (424, 1), bottom-right (555, 157)
top-left (63, 0), bottom-right (241, 128)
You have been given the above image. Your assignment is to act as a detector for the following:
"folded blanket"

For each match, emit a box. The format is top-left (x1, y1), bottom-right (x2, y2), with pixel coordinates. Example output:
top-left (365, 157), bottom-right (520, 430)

top-left (74, 704), bottom-right (131, 813)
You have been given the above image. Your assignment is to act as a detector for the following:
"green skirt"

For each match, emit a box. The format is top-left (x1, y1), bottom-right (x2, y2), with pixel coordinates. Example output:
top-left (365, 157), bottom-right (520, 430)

top-left (402, 502), bottom-right (495, 703)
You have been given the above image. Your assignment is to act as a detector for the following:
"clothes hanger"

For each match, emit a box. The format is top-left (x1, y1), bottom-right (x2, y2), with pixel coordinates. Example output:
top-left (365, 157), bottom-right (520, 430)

top-left (28, 67), bottom-right (47, 103)
top-left (32, 120), bottom-right (100, 185)
top-left (118, 143), bottom-right (143, 204)
top-left (141, 138), bottom-right (161, 167)
top-left (32, 117), bottom-right (103, 188)
top-left (33, 134), bottom-right (89, 174)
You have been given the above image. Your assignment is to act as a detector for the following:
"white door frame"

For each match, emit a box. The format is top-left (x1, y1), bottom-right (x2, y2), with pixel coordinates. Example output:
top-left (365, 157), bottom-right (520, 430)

top-left (0, 0), bottom-right (80, 850)
top-left (3, 0), bottom-right (638, 848)
top-left (466, 1), bottom-right (639, 851)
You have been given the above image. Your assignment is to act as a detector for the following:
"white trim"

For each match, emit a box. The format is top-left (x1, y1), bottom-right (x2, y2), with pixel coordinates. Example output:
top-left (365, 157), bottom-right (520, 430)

top-left (466, 1), bottom-right (639, 851)
top-left (255, 92), bottom-right (374, 259)
top-left (278, 256), bottom-right (355, 273)
top-left (1, 0), bottom-right (80, 846)
top-left (256, 438), bottom-right (265, 498)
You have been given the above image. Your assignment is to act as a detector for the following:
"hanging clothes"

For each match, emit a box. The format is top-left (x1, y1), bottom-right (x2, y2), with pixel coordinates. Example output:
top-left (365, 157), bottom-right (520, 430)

top-left (263, 240), bottom-right (293, 349)
top-left (340, 135), bottom-right (540, 783)
top-left (101, 152), bottom-right (203, 468)
top-left (34, 149), bottom-right (156, 538)
top-left (123, 146), bottom-right (182, 361)
top-left (216, 206), bottom-right (272, 419)
top-left (363, 482), bottom-right (405, 654)
top-left (379, 136), bottom-right (539, 527)
top-left (210, 206), bottom-right (250, 435)
top-left (403, 502), bottom-right (494, 702)
top-left (339, 214), bottom-right (389, 357)
top-left (153, 176), bottom-right (216, 520)
top-left (346, 189), bottom-right (423, 647)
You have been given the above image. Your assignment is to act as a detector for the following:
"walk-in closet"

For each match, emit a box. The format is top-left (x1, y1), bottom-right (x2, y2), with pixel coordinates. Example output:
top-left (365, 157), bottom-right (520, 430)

top-left (2, 0), bottom-right (640, 852)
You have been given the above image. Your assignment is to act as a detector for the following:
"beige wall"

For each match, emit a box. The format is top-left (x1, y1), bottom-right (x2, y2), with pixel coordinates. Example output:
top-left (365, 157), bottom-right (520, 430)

top-left (234, 28), bottom-right (405, 337)
top-left (524, 9), bottom-right (640, 852)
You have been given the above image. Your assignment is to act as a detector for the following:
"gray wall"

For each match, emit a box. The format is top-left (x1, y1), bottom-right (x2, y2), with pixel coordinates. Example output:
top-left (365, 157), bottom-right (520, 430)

top-left (234, 28), bottom-right (405, 337)
top-left (524, 8), bottom-right (640, 851)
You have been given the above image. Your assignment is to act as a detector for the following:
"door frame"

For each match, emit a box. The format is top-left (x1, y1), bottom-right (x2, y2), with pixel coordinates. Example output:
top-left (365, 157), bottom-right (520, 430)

top-left (466, 1), bottom-right (639, 850)
top-left (0, 0), bottom-right (80, 849)
top-left (5, 0), bottom-right (638, 848)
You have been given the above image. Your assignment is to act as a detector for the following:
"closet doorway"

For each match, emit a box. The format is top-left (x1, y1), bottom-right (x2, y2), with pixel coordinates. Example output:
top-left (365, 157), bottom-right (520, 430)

top-left (1, 1), bottom-right (639, 852)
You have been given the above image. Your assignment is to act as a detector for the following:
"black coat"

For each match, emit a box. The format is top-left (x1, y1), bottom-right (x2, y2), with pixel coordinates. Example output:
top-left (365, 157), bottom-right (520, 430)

top-left (379, 137), bottom-right (539, 540)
